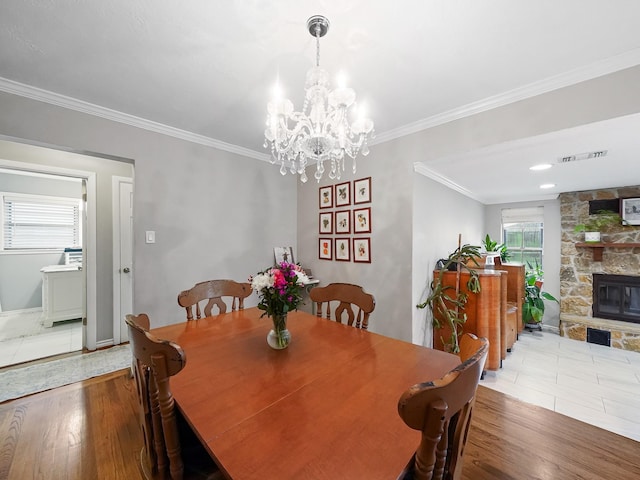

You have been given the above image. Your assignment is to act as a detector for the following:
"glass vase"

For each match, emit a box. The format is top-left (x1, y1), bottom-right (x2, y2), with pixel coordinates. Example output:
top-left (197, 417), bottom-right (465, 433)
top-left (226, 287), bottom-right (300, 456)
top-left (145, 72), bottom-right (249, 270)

top-left (267, 313), bottom-right (290, 350)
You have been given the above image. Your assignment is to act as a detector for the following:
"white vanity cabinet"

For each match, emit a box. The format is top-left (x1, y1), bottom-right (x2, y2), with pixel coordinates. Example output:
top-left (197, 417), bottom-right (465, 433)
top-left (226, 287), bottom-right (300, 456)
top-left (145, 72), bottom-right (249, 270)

top-left (41, 265), bottom-right (84, 327)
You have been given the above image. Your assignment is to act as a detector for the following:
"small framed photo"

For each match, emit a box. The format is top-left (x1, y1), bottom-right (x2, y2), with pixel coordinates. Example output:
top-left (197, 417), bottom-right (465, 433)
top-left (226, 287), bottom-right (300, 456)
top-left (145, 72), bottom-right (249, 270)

top-left (354, 177), bottom-right (371, 204)
top-left (274, 246), bottom-right (294, 264)
top-left (319, 238), bottom-right (333, 260)
top-left (621, 197), bottom-right (640, 225)
top-left (335, 238), bottom-right (351, 262)
top-left (335, 181), bottom-right (351, 207)
top-left (319, 212), bottom-right (333, 234)
top-left (353, 238), bottom-right (371, 263)
top-left (335, 210), bottom-right (351, 234)
top-left (319, 185), bottom-right (333, 209)
top-left (353, 207), bottom-right (371, 233)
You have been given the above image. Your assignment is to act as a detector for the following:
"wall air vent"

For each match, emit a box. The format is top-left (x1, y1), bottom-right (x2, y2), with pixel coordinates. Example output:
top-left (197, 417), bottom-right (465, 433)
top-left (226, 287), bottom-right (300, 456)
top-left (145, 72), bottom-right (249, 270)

top-left (557, 150), bottom-right (608, 163)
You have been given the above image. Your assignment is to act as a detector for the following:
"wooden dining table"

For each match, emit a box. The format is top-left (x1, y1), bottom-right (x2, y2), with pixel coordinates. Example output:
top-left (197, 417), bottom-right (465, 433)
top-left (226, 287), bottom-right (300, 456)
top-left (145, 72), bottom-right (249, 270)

top-left (151, 307), bottom-right (461, 480)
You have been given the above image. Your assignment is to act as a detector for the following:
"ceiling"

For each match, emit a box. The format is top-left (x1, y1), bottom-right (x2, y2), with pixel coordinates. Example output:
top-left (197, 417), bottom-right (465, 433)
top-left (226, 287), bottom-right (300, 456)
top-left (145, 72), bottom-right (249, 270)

top-left (1, 1), bottom-right (640, 204)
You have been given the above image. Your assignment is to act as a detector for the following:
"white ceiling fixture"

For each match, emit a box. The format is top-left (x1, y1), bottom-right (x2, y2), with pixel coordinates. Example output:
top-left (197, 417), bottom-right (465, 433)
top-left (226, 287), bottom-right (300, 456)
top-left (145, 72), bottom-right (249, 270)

top-left (557, 150), bottom-right (608, 163)
top-left (264, 15), bottom-right (374, 183)
top-left (530, 163), bottom-right (552, 171)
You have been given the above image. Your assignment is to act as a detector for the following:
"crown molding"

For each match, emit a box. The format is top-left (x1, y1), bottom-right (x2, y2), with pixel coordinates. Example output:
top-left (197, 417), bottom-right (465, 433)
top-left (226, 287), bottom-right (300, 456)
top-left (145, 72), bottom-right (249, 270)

top-left (2, 47), bottom-right (640, 160)
top-left (374, 48), bottom-right (640, 146)
top-left (413, 162), bottom-right (483, 203)
top-left (0, 77), bottom-right (271, 162)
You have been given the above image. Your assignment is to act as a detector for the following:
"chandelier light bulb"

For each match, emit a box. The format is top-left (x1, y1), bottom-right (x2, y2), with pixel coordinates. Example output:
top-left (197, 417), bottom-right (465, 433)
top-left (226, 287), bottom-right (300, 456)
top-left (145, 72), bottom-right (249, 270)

top-left (263, 15), bottom-right (374, 183)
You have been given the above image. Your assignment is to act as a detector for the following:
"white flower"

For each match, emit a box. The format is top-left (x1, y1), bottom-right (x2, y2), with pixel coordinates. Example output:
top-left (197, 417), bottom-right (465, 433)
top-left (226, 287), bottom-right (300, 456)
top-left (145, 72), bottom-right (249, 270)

top-left (251, 272), bottom-right (273, 292)
top-left (294, 270), bottom-right (310, 285)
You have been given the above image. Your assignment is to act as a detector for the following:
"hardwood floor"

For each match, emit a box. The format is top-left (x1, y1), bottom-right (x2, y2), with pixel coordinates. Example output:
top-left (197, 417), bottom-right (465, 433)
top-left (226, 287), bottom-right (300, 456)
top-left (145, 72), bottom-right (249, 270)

top-left (0, 369), bottom-right (143, 480)
top-left (0, 371), bottom-right (638, 479)
top-left (464, 387), bottom-right (640, 480)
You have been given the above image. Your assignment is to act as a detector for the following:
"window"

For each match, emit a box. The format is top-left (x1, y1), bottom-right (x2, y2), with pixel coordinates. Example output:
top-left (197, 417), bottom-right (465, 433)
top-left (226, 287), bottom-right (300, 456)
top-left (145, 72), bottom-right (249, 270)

top-left (2, 193), bottom-right (81, 251)
top-left (502, 207), bottom-right (544, 269)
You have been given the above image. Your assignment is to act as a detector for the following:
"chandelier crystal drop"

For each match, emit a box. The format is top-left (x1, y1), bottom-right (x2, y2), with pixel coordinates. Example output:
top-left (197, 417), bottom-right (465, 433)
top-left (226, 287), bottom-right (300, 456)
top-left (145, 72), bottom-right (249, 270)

top-left (264, 15), bottom-right (374, 183)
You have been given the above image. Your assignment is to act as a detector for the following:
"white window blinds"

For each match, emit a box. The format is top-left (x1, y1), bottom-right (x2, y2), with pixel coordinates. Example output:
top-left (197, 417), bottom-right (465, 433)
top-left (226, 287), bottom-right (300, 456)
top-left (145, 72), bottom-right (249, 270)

top-left (501, 206), bottom-right (544, 224)
top-left (2, 194), bottom-right (81, 250)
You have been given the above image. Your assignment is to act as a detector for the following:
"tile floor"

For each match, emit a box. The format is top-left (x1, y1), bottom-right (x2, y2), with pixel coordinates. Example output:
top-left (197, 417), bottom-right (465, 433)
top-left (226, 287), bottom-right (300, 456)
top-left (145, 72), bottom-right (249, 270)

top-left (481, 328), bottom-right (640, 442)
top-left (0, 317), bottom-right (82, 368)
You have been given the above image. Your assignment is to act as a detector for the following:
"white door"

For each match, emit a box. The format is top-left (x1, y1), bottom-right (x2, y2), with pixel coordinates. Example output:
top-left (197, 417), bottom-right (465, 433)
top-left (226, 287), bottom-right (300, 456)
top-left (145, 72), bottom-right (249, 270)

top-left (113, 176), bottom-right (134, 343)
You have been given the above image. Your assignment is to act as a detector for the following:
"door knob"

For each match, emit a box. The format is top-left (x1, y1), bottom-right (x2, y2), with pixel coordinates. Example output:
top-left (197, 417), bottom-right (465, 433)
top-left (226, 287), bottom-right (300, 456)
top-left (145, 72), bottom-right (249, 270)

top-left (123, 267), bottom-right (131, 273)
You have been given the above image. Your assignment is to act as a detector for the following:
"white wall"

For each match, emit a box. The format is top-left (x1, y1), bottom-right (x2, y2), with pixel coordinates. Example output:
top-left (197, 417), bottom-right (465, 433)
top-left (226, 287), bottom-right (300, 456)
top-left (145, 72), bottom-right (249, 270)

top-left (485, 199), bottom-right (561, 327)
top-left (0, 92), bottom-right (297, 344)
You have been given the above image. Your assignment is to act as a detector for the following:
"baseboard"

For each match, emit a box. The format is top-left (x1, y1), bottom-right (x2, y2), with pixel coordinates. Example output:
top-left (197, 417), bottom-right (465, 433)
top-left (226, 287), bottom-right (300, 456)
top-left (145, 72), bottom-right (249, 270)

top-left (95, 339), bottom-right (115, 349)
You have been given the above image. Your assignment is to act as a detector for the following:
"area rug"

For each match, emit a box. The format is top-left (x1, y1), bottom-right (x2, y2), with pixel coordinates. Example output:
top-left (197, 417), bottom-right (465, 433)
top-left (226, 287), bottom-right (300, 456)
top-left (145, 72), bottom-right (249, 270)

top-left (0, 344), bottom-right (131, 403)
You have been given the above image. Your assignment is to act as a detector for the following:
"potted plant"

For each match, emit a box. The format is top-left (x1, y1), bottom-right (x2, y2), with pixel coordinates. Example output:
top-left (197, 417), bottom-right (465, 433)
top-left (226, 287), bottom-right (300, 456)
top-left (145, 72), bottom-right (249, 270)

top-left (574, 210), bottom-right (622, 243)
top-left (417, 242), bottom-right (482, 353)
top-left (522, 262), bottom-right (558, 330)
top-left (482, 234), bottom-right (511, 264)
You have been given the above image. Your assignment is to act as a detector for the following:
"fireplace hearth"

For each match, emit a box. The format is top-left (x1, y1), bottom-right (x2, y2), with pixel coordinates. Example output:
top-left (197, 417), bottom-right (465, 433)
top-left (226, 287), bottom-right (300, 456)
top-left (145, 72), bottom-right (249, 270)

top-left (593, 274), bottom-right (640, 325)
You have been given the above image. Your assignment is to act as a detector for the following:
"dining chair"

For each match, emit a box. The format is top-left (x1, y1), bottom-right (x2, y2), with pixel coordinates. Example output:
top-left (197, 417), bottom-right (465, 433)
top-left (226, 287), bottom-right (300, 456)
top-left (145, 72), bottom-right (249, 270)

top-left (126, 314), bottom-right (223, 480)
top-left (397, 333), bottom-right (489, 480)
top-left (177, 279), bottom-right (252, 320)
top-left (309, 282), bottom-right (376, 329)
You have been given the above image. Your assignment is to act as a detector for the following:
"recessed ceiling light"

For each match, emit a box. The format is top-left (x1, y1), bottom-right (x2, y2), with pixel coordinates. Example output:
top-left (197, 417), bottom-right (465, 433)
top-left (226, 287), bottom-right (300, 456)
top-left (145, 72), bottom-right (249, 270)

top-left (530, 163), bottom-right (552, 171)
top-left (540, 183), bottom-right (556, 189)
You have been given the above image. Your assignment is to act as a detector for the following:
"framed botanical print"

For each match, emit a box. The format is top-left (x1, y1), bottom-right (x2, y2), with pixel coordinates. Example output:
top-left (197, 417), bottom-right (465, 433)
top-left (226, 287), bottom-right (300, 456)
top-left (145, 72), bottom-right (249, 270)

top-left (354, 177), bottom-right (371, 204)
top-left (353, 207), bottom-right (371, 233)
top-left (319, 185), bottom-right (333, 209)
top-left (335, 181), bottom-right (351, 207)
top-left (353, 238), bottom-right (371, 263)
top-left (335, 237), bottom-right (351, 261)
top-left (319, 238), bottom-right (333, 260)
top-left (319, 212), bottom-right (333, 234)
top-left (335, 210), bottom-right (351, 234)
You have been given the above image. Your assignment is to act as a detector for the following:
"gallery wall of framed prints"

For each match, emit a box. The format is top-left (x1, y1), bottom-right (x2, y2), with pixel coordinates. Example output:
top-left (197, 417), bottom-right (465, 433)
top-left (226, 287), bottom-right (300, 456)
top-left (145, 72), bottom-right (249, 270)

top-left (317, 177), bottom-right (371, 263)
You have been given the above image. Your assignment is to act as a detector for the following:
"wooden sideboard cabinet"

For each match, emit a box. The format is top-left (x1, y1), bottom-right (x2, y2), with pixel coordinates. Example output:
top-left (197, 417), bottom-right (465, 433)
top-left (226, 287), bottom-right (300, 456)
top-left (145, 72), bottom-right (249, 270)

top-left (432, 269), bottom-right (503, 370)
top-left (41, 265), bottom-right (84, 327)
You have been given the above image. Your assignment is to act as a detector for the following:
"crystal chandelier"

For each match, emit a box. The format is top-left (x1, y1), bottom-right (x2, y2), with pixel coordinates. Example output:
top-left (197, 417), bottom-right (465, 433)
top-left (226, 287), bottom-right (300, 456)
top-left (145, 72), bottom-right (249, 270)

top-left (264, 15), bottom-right (374, 183)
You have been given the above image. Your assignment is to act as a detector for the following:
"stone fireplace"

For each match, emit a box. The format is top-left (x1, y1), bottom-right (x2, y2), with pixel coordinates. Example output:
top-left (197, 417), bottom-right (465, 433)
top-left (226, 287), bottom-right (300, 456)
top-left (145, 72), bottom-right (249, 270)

top-left (560, 186), bottom-right (640, 352)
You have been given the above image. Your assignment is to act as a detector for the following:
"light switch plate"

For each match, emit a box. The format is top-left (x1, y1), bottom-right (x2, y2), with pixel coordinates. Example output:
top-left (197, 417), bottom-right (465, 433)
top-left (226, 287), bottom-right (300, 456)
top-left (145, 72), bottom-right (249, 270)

top-left (145, 231), bottom-right (156, 244)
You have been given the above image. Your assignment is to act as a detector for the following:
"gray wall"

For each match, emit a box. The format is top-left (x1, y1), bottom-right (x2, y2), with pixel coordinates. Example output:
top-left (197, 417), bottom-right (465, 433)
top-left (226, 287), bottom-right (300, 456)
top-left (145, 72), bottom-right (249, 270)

top-left (413, 174), bottom-right (485, 345)
top-left (297, 139), bottom-right (415, 342)
top-left (0, 171), bottom-right (82, 311)
top-left (0, 92), bottom-right (296, 344)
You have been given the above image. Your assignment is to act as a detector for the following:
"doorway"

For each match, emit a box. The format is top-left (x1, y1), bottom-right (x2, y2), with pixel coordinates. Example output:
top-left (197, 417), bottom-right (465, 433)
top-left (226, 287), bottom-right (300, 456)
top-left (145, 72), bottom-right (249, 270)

top-left (0, 165), bottom-right (93, 366)
top-left (0, 141), bottom-right (133, 367)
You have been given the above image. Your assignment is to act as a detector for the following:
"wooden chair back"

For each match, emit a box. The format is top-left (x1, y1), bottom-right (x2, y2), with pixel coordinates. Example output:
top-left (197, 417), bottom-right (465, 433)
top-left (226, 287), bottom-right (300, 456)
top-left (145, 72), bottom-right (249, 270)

top-left (309, 282), bottom-right (376, 329)
top-left (177, 279), bottom-right (252, 320)
top-left (397, 333), bottom-right (488, 480)
top-left (126, 313), bottom-right (187, 480)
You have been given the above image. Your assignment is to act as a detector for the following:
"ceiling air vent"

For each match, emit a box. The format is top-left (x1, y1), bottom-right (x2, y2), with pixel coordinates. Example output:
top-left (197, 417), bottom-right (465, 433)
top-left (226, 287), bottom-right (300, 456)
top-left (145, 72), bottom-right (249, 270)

top-left (557, 150), bottom-right (608, 163)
